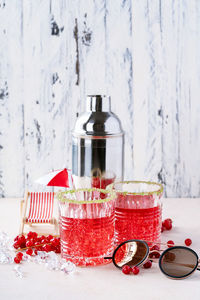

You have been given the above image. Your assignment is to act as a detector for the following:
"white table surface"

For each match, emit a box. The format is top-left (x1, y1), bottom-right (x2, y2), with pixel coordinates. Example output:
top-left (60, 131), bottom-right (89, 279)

top-left (0, 197), bottom-right (200, 300)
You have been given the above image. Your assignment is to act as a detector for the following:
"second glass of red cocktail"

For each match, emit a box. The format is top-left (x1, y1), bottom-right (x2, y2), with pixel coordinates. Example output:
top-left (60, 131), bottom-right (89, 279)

top-left (107, 181), bottom-right (163, 246)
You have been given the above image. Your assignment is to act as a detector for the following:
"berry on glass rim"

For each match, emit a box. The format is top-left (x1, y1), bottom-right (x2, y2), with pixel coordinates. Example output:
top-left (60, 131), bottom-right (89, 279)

top-left (26, 248), bottom-right (33, 256)
top-left (143, 260), bottom-right (152, 269)
top-left (185, 238), bottom-right (192, 246)
top-left (132, 266), bottom-right (140, 275)
top-left (167, 240), bottom-right (175, 248)
top-left (122, 265), bottom-right (132, 275)
top-left (14, 257), bottom-right (21, 264)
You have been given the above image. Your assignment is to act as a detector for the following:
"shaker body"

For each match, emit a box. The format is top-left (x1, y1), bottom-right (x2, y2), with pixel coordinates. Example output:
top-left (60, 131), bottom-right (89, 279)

top-left (72, 95), bottom-right (124, 189)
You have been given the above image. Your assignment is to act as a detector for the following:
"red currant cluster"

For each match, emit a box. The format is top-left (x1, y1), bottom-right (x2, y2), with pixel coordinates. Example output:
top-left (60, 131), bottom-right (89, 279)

top-left (122, 260), bottom-right (153, 275)
top-left (13, 231), bottom-right (60, 264)
top-left (122, 265), bottom-right (140, 275)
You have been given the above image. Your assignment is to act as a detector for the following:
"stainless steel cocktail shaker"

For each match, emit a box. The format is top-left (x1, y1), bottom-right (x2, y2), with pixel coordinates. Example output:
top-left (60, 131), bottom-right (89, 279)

top-left (72, 95), bottom-right (124, 189)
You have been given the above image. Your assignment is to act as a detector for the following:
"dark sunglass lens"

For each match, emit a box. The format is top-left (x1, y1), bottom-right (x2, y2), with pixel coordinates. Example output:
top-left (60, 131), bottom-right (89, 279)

top-left (113, 241), bottom-right (149, 268)
top-left (160, 247), bottom-right (198, 278)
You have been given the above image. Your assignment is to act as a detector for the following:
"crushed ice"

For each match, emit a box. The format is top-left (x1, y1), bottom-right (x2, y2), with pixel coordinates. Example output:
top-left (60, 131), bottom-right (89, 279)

top-left (0, 231), bottom-right (76, 278)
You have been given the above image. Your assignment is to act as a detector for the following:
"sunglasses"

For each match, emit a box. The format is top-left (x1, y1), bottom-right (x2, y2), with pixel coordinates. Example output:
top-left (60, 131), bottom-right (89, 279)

top-left (104, 239), bottom-right (200, 279)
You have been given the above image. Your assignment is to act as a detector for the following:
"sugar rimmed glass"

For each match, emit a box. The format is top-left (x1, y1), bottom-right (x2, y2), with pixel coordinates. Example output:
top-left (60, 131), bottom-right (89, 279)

top-left (57, 188), bottom-right (115, 266)
top-left (107, 181), bottom-right (163, 246)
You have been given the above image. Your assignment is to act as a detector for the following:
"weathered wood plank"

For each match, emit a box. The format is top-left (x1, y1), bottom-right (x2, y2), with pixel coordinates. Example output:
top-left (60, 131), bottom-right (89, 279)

top-left (47, 0), bottom-right (80, 172)
top-left (78, 0), bottom-right (107, 104)
top-left (132, 0), bottom-right (162, 186)
top-left (105, 0), bottom-right (134, 180)
top-left (159, 0), bottom-right (200, 197)
top-left (0, 0), bottom-right (24, 197)
top-left (23, 0), bottom-right (54, 191)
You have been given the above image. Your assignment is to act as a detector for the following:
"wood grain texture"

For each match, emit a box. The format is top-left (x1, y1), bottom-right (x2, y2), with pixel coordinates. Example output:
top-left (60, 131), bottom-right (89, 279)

top-left (0, 0), bottom-right (200, 197)
top-left (106, 0), bottom-right (134, 180)
top-left (0, 0), bottom-right (25, 197)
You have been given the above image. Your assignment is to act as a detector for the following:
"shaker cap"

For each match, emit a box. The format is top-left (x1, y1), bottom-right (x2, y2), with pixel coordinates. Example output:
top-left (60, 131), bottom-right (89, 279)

top-left (86, 95), bottom-right (111, 112)
top-left (73, 95), bottom-right (124, 137)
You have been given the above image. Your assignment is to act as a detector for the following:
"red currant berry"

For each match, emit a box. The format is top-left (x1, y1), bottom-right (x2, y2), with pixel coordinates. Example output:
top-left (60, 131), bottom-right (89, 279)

top-left (167, 240), bottom-right (175, 248)
top-left (14, 257), bottom-right (21, 264)
top-left (14, 235), bottom-right (19, 242)
top-left (26, 240), bottom-right (34, 248)
top-left (26, 248), bottom-right (33, 256)
top-left (41, 239), bottom-right (46, 245)
top-left (13, 242), bottom-right (20, 249)
top-left (163, 218), bottom-right (172, 230)
top-left (36, 237), bottom-right (42, 243)
top-left (150, 251), bottom-right (160, 258)
top-left (143, 260), bottom-right (152, 269)
top-left (18, 236), bottom-right (26, 245)
top-left (161, 225), bottom-right (165, 232)
top-left (34, 241), bottom-right (41, 247)
top-left (46, 235), bottom-right (53, 242)
top-left (20, 235), bottom-right (26, 241)
top-left (16, 252), bottom-right (23, 259)
top-left (150, 245), bottom-right (159, 251)
top-left (27, 231), bottom-right (34, 239)
top-left (185, 238), bottom-right (192, 246)
top-left (31, 232), bottom-right (38, 239)
top-left (51, 238), bottom-right (60, 247)
top-left (37, 246), bottom-right (43, 251)
top-left (55, 245), bottom-right (61, 253)
top-left (43, 244), bottom-right (52, 252)
top-left (34, 249), bottom-right (38, 255)
top-left (132, 266), bottom-right (140, 275)
top-left (122, 265), bottom-right (132, 275)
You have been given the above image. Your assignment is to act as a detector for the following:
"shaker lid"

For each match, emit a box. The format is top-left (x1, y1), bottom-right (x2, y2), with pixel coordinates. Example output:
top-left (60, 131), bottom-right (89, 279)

top-left (73, 95), bottom-right (124, 137)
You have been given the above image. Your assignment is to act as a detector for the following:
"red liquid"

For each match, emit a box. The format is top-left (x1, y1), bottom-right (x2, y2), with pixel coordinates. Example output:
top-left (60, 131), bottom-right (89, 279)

top-left (115, 206), bottom-right (162, 245)
top-left (60, 214), bottom-right (115, 266)
top-left (92, 177), bottom-right (115, 189)
top-left (91, 177), bottom-right (115, 199)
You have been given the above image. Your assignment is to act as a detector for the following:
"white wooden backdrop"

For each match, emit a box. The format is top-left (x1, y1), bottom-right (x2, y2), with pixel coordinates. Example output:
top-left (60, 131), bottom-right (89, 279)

top-left (0, 0), bottom-right (200, 198)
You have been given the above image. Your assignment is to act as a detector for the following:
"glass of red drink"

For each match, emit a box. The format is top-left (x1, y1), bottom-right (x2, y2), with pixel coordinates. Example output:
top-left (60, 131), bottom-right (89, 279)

top-left (107, 181), bottom-right (163, 246)
top-left (57, 188), bottom-right (115, 266)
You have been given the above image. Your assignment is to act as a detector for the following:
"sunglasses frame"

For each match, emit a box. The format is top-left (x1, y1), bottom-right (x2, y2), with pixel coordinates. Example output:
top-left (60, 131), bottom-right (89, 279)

top-left (159, 246), bottom-right (200, 279)
top-left (105, 239), bottom-right (150, 269)
top-left (105, 240), bottom-right (200, 280)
